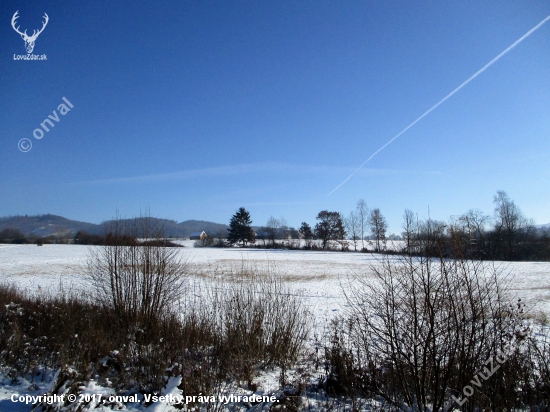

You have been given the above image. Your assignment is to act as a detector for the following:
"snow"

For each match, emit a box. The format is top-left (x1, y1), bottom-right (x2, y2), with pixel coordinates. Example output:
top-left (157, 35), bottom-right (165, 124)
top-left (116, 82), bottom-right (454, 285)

top-left (0, 369), bottom-right (59, 412)
top-left (145, 377), bottom-right (181, 412)
top-left (1, 243), bottom-right (549, 410)
top-left (1, 242), bottom-right (549, 333)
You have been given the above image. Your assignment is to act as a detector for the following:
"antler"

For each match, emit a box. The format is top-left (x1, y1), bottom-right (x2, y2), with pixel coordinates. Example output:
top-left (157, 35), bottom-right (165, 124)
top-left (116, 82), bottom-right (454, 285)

top-left (11, 11), bottom-right (27, 37)
top-left (11, 11), bottom-right (49, 40)
top-left (29, 13), bottom-right (49, 40)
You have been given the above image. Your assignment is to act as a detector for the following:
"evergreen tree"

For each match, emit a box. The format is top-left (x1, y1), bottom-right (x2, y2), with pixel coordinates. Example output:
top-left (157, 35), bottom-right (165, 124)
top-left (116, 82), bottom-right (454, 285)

top-left (227, 207), bottom-right (255, 247)
top-left (299, 222), bottom-right (313, 240)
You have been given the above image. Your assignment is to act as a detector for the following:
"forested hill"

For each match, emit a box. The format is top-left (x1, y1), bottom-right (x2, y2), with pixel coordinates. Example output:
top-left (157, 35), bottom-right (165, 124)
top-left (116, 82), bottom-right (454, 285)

top-left (0, 214), bottom-right (99, 237)
top-left (0, 214), bottom-right (228, 238)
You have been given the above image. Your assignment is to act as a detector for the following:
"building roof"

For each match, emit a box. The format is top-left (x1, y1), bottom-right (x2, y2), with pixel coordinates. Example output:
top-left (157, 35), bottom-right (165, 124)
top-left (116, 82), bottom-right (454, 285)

top-left (189, 231), bottom-right (206, 237)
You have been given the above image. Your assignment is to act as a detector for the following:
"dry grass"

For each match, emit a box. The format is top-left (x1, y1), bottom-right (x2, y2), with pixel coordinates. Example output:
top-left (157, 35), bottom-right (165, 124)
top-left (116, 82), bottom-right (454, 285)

top-left (0, 264), bottom-right (312, 408)
top-left (191, 260), bottom-right (333, 283)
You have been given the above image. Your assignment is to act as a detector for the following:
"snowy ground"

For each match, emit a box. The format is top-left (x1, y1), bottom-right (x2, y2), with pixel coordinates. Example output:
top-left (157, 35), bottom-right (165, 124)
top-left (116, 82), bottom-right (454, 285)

top-left (0, 241), bottom-right (400, 327)
top-left (1, 242), bottom-right (550, 410)
top-left (2, 242), bottom-right (549, 321)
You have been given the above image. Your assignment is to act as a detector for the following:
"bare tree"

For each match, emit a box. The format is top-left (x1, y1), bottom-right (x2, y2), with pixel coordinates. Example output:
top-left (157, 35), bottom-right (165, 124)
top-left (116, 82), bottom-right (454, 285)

top-left (416, 217), bottom-right (446, 256)
top-left (345, 211), bottom-right (360, 251)
top-left (493, 191), bottom-right (533, 259)
top-left (450, 209), bottom-right (490, 258)
top-left (369, 208), bottom-right (387, 252)
top-left (265, 216), bottom-right (280, 247)
top-left (401, 209), bottom-right (417, 255)
top-left (279, 217), bottom-right (291, 247)
top-left (356, 199), bottom-right (368, 251)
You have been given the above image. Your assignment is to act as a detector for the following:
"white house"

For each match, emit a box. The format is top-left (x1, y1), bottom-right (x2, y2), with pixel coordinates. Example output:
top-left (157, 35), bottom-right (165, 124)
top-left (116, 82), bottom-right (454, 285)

top-left (189, 231), bottom-right (207, 240)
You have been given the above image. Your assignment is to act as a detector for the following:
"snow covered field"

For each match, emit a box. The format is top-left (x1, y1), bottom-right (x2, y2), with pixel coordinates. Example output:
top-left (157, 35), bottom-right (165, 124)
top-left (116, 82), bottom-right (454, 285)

top-left (1, 242), bottom-right (550, 321)
top-left (1, 243), bottom-right (550, 411)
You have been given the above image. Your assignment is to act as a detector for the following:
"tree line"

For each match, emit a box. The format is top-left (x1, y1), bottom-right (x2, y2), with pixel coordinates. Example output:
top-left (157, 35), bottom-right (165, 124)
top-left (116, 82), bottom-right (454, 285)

top-left (223, 200), bottom-right (389, 252)
top-left (0, 190), bottom-right (547, 261)
top-left (0, 227), bottom-right (182, 247)
top-left (0, 228), bottom-right (70, 246)
top-left (402, 191), bottom-right (549, 261)
top-left (224, 191), bottom-right (549, 261)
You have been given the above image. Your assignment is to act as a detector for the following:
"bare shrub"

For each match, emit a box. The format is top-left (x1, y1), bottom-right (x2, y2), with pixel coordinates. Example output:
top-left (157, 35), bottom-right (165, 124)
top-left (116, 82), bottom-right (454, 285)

top-left (525, 327), bottom-right (550, 409)
top-left (85, 215), bottom-right (189, 327)
top-left (331, 253), bottom-right (530, 410)
top-left (323, 318), bottom-right (360, 396)
top-left (194, 234), bottom-right (215, 247)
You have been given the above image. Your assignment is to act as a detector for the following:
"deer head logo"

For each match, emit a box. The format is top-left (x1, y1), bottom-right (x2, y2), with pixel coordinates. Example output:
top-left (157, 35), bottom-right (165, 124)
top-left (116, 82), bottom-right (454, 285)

top-left (11, 11), bottom-right (49, 54)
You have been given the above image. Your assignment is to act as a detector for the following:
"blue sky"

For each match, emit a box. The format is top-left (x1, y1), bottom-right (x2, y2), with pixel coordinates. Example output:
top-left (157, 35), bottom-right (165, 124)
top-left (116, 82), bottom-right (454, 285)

top-left (1, 0), bottom-right (549, 234)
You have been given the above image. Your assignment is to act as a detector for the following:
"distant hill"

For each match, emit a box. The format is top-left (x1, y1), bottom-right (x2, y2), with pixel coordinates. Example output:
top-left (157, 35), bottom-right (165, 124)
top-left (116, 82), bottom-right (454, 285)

top-left (177, 220), bottom-right (229, 238)
top-left (0, 214), bottom-right (228, 238)
top-left (0, 214), bottom-right (100, 237)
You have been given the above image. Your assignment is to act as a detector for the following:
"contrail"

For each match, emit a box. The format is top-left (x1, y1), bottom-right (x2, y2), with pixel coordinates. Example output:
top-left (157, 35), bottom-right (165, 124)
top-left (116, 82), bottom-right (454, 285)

top-left (328, 14), bottom-right (550, 196)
